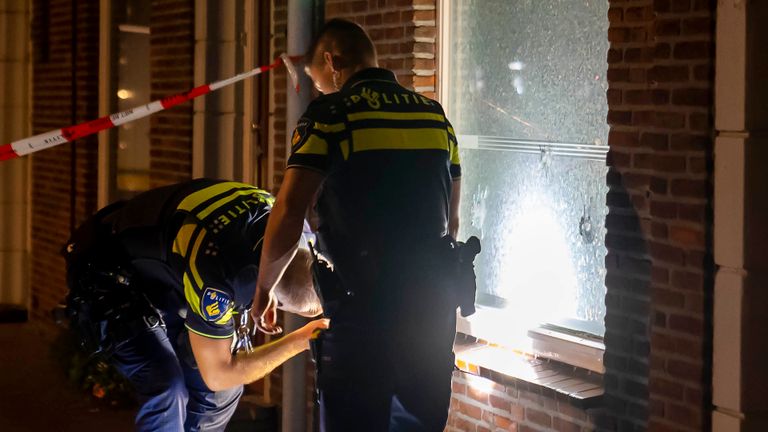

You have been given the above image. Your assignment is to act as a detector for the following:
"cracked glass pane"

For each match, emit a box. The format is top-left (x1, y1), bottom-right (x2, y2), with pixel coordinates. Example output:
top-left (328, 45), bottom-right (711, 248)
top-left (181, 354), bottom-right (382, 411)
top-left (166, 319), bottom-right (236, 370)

top-left (447, 0), bottom-right (610, 336)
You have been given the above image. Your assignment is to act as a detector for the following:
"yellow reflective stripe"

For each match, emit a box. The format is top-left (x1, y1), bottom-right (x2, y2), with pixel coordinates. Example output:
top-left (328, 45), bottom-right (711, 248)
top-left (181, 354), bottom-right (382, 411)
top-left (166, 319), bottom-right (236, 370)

top-left (197, 189), bottom-right (265, 220)
top-left (214, 308), bottom-right (234, 325)
top-left (450, 141), bottom-right (461, 165)
top-left (340, 139), bottom-right (350, 160)
top-left (347, 111), bottom-right (445, 122)
top-left (295, 135), bottom-right (328, 155)
top-left (189, 228), bottom-right (207, 291)
top-left (183, 273), bottom-right (202, 317)
top-left (185, 324), bottom-right (234, 339)
top-left (177, 182), bottom-right (252, 213)
top-left (351, 128), bottom-right (450, 152)
top-left (172, 223), bottom-right (197, 256)
top-left (313, 122), bottom-right (345, 133)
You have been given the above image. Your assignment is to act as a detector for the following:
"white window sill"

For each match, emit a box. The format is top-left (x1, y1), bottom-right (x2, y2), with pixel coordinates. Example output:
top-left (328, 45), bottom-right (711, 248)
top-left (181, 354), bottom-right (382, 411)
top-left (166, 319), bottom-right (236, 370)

top-left (456, 308), bottom-right (605, 374)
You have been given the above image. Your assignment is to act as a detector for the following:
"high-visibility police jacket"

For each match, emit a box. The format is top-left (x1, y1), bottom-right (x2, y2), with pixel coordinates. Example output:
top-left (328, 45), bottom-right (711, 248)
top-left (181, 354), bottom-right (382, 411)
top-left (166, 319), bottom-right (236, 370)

top-left (69, 179), bottom-right (274, 339)
top-left (287, 68), bottom-right (461, 284)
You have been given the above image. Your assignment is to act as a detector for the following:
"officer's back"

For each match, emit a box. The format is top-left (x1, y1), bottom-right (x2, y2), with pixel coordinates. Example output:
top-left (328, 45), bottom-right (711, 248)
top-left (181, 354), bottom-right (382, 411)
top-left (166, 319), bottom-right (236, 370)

top-left (289, 68), bottom-right (461, 278)
top-left (253, 18), bottom-right (463, 431)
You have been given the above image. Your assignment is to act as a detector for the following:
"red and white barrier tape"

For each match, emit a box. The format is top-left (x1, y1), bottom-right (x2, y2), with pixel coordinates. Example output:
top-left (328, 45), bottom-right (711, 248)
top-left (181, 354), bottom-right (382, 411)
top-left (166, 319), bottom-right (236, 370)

top-left (0, 54), bottom-right (301, 162)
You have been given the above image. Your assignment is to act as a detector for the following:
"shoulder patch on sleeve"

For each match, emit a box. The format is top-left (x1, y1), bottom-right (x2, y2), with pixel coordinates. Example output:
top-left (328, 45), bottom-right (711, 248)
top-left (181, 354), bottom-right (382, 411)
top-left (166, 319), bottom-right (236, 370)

top-left (201, 287), bottom-right (232, 322)
top-left (291, 117), bottom-right (313, 153)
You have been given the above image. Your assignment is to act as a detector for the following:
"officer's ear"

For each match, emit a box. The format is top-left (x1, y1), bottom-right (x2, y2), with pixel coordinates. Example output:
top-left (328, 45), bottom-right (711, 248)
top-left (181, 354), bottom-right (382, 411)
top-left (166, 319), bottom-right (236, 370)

top-left (323, 50), bottom-right (346, 73)
top-left (322, 51), bottom-right (335, 72)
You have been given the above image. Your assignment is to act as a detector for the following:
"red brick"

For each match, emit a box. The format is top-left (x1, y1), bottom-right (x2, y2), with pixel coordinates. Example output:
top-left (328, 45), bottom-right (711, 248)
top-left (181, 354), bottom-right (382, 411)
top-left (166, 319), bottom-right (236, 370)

top-left (671, 270), bottom-right (703, 291)
top-left (459, 400), bottom-right (483, 420)
top-left (652, 155), bottom-right (687, 173)
top-left (649, 65), bottom-right (689, 83)
top-left (641, 133), bottom-right (669, 150)
top-left (689, 112), bottom-right (711, 131)
top-left (653, 287), bottom-right (685, 308)
top-left (489, 394), bottom-right (512, 412)
top-left (467, 386), bottom-right (489, 405)
top-left (678, 203), bottom-right (706, 223)
top-left (673, 41), bottom-right (712, 59)
top-left (608, 7), bottom-right (623, 22)
top-left (682, 16), bottom-right (712, 35)
top-left (655, 43), bottom-right (672, 59)
top-left (670, 134), bottom-right (710, 151)
top-left (666, 403), bottom-right (702, 428)
top-left (494, 414), bottom-right (518, 431)
top-left (672, 88), bottom-right (711, 106)
top-left (608, 67), bottom-right (630, 82)
top-left (669, 226), bottom-right (705, 247)
top-left (649, 376), bottom-right (684, 399)
top-left (607, 88), bottom-right (623, 104)
top-left (671, 0), bottom-right (692, 13)
top-left (655, 18), bottom-right (681, 35)
top-left (667, 359), bottom-right (704, 382)
top-left (655, 112), bottom-right (687, 129)
top-left (670, 179), bottom-right (708, 198)
top-left (649, 241), bottom-right (686, 266)
top-left (526, 408), bottom-right (552, 428)
top-left (626, 6), bottom-right (653, 21)
top-left (608, 110), bottom-right (633, 126)
top-left (413, 10), bottom-right (435, 21)
top-left (552, 417), bottom-right (581, 432)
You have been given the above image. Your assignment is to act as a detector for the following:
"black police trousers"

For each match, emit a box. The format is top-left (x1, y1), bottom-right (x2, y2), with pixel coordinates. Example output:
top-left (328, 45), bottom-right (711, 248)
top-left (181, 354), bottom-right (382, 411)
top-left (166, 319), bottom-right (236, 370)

top-left (315, 250), bottom-right (458, 432)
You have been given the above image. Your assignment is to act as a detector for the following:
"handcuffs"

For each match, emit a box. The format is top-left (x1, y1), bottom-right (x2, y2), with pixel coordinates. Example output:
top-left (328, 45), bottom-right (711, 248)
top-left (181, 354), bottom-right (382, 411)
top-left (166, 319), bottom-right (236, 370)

top-left (232, 309), bottom-right (254, 354)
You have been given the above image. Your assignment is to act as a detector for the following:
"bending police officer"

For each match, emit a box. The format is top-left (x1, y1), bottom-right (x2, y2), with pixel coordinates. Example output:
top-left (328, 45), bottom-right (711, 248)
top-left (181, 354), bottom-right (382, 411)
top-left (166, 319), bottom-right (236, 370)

top-left (64, 179), bottom-right (327, 431)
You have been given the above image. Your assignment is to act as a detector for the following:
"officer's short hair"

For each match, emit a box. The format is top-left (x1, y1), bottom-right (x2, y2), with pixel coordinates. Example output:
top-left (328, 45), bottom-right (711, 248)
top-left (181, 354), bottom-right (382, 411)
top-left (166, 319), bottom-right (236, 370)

top-left (306, 18), bottom-right (377, 70)
top-left (274, 248), bottom-right (322, 317)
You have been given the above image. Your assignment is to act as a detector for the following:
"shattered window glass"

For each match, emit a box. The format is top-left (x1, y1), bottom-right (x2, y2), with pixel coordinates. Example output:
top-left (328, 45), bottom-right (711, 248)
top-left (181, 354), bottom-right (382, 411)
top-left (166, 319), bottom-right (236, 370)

top-left (447, 0), bottom-right (610, 336)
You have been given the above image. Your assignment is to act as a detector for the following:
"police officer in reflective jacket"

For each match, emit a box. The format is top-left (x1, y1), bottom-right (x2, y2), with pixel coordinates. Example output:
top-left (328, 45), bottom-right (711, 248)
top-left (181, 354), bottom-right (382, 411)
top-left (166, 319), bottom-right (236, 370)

top-left (252, 19), bottom-right (469, 431)
top-left (64, 179), bottom-right (327, 431)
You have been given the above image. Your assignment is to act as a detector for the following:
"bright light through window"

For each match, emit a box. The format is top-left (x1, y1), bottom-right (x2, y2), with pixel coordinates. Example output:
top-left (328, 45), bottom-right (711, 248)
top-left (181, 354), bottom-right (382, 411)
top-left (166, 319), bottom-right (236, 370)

top-left (446, 0), bottom-right (610, 337)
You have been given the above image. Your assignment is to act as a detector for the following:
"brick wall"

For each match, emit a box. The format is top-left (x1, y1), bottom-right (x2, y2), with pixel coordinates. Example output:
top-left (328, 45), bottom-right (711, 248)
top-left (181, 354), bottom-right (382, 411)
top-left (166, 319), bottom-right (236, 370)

top-left (325, 0), bottom-right (438, 98)
top-left (30, 0), bottom-right (100, 319)
top-left (448, 372), bottom-right (597, 432)
top-left (603, 0), bottom-right (715, 430)
top-left (149, 0), bottom-right (194, 188)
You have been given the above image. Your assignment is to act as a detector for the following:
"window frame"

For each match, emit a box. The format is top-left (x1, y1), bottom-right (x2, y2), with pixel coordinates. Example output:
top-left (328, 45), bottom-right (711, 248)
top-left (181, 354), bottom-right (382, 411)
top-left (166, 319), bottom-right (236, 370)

top-left (437, 0), bottom-right (606, 374)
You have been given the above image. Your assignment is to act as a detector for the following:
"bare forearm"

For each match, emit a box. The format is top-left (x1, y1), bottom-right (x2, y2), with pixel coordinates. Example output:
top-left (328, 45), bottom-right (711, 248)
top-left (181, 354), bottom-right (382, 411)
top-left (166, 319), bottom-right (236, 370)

top-left (199, 332), bottom-right (307, 391)
top-left (231, 332), bottom-right (307, 385)
top-left (256, 199), bottom-right (306, 293)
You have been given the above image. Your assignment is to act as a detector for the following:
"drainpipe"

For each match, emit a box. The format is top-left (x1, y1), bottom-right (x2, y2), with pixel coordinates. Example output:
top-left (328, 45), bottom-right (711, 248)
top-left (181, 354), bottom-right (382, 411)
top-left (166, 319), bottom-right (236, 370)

top-left (283, 1), bottom-right (314, 431)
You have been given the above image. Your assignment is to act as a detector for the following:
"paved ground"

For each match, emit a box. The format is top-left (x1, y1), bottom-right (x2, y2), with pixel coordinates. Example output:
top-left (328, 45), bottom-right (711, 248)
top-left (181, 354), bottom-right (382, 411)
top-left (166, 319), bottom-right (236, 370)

top-left (0, 322), bottom-right (135, 431)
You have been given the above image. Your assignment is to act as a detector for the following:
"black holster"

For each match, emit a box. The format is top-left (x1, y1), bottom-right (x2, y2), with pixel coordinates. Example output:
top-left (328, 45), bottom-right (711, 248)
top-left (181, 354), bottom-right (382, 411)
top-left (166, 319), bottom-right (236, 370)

top-left (449, 236), bottom-right (482, 317)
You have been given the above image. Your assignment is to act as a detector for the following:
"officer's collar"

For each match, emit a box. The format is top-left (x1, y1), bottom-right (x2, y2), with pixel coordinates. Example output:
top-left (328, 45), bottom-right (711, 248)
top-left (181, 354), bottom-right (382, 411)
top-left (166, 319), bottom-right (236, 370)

top-left (342, 68), bottom-right (398, 91)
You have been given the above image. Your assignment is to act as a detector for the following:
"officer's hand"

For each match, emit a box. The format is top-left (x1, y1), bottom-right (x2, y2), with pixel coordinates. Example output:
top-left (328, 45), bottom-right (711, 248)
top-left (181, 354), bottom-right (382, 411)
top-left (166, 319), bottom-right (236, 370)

top-left (252, 288), bottom-right (282, 335)
top-left (292, 318), bottom-right (330, 349)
